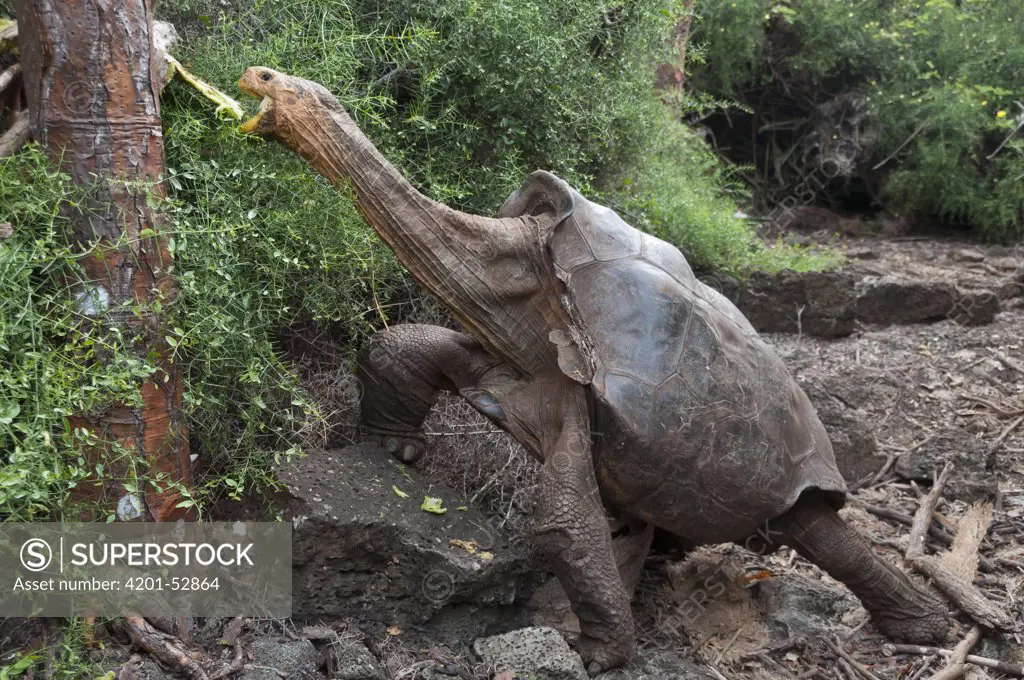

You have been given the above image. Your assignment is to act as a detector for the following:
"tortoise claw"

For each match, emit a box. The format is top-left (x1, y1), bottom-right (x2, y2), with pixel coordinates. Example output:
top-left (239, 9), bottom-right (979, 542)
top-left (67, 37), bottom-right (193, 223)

top-left (362, 430), bottom-right (426, 463)
top-left (577, 634), bottom-right (631, 676)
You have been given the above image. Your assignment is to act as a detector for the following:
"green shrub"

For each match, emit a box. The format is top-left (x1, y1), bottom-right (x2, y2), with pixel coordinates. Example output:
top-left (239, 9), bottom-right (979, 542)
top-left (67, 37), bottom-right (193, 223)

top-left (609, 113), bottom-right (839, 274)
top-left (0, 153), bottom-right (92, 520)
top-left (689, 0), bottom-right (1024, 240)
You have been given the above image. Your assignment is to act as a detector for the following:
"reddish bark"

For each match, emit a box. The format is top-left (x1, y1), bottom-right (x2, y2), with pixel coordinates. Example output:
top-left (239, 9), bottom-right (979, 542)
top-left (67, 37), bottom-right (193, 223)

top-left (16, 0), bottom-right (193, 521)
top-left (655, 1), bottom-right (695, 95)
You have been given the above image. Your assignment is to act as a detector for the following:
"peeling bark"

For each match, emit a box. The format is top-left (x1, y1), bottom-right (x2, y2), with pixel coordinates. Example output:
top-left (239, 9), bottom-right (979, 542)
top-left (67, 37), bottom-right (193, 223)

top-left (16, 0), bottom-right (193, 521)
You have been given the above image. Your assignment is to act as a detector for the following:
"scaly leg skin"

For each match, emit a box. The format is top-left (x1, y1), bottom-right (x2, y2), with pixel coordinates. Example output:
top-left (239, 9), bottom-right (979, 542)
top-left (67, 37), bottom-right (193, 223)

top-left (774, 492), bottom-right (951, 644)
top-left (533, 385), bottom-right (635, 675)
top-left (356, 324), bottom-right (506, 463)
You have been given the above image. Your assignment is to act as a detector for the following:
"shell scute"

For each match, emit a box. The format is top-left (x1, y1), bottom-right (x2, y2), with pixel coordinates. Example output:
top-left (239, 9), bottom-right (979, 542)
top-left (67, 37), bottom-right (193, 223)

top-left (570, 259), bottom-right (691, 387)
top-left (574, 203), bottom-right (643, 262)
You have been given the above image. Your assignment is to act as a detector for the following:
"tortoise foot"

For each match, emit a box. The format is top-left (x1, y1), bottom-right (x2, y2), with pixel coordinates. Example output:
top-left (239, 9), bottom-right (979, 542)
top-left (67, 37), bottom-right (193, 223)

top-left (362, 428), bottom-right (425, 463)
top-left (576, 634), bottom-right (632, 676)
top-left (871, 605), bottom-right (952, 645)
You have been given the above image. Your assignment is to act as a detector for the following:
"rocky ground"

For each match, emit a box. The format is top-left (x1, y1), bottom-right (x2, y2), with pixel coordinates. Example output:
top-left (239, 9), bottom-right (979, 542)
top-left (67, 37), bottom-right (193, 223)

top-left (21, 234), bottom-right (1021, 680)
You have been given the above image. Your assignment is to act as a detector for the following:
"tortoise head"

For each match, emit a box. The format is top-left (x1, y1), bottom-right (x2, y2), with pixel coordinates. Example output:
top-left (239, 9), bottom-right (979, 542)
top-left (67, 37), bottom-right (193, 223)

top-left (237, 67), bottom-right (341, 146)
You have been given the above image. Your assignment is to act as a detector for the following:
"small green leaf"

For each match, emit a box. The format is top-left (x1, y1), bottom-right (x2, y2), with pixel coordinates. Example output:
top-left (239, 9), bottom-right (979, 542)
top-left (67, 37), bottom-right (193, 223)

top-left (420, 496), bottom-right (447, 515)
top-left (392, 485), bottom-right (409, 498)
top-left (0, 403), bottom-right (20, 425)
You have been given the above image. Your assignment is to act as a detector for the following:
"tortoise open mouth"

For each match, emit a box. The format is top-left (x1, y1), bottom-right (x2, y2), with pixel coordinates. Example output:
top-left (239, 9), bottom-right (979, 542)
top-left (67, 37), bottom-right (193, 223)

top-left (237, 75), bottom-right (274, 134)
top-left (239, 94), bottom-right (273, 134)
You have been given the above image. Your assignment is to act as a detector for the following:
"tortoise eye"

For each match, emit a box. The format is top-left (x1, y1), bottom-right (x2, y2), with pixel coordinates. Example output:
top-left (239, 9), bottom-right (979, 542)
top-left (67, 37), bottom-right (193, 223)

top-left (260, 72), bottom-right (272, 82)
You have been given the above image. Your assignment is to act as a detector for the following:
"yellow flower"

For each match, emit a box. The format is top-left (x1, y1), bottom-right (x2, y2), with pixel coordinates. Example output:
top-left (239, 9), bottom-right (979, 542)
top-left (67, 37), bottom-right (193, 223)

top-left (996, 110), bottom-right (1007, 119)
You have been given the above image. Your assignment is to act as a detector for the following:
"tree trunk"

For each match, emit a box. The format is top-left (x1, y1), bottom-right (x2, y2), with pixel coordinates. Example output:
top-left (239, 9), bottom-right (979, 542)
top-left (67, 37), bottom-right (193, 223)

top-left (16, 0), bottom-right (193, 521)
top-left (655, 0), bottom-right (695, 95)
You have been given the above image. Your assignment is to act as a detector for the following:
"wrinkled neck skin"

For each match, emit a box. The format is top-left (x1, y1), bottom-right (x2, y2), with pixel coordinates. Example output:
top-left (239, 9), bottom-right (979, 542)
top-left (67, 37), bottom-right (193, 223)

top-left (273, 99), bottom-right (570, 378)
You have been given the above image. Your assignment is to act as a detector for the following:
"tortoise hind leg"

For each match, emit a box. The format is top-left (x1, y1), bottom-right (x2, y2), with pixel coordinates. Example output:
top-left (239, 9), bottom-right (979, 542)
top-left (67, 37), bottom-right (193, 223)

top-left (773, 492), bottom-right (951, 644)
top-left (356, 324), bottom-right (505, 462)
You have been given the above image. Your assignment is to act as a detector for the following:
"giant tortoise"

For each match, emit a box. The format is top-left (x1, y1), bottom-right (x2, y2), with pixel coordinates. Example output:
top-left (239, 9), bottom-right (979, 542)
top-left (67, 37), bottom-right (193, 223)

top-left (237, 67), bottom-right (951, 674)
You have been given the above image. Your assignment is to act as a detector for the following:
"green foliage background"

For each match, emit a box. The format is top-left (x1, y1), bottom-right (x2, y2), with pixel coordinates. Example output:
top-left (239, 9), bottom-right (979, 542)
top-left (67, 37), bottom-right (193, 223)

top-left (690, 0), bottom-right (1024, 240)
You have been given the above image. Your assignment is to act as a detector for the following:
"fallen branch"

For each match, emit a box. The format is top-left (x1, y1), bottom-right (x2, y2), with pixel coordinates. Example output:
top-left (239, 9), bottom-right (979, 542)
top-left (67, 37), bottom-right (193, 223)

top-left (906, 556), bottom-right (1012, 630)
top-left (115, 616), bottom-right (209, 680)
top-left (906, 484), bottom-right (1011, 680)
top-left (0, 63), bottom-right (21, 94)
top-left (0, 116), bottom-right (30, 158)
top-left (892, 645), bottom-right (1024, 677)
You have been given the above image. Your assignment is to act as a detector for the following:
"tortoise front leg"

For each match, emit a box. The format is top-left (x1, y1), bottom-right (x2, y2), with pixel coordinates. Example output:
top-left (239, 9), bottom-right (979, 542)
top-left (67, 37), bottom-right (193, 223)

top-left (356, 324), bottom-right (505, 462)
top-left (532, 384), bottom-right (635, 675)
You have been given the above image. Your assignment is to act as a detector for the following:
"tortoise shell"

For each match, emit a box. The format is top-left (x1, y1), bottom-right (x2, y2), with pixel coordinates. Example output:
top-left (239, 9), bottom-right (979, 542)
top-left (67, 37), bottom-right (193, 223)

top-left (546, 187), bottom-right (847, 543)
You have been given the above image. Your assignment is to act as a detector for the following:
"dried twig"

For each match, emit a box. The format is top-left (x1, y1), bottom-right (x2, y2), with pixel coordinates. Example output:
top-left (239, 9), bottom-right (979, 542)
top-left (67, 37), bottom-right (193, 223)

top-left (988, 349), bottom-right (1024, 376)
top-left (825, 638), bottom-right (883, 680)
top-left (926, 626), bottom-right (982, 680)
top-left (909, 656), bottom-right (939, 680)
top-left (985, 414), bottom-right (1024, 469)
top-left (985, 102), bottom-right (1024, 160)
top-left (959, 394), bottom-right (1024, 418)
top-left (852, 497), bottom-right (954, 543)
top-left (873, 120), bottom-right (928, 170)
top-left (906, 464), bottom-right (953, 561)
top-left (209, 618), bottom-right (245, 680)
top-left (739, 636), bottom-right (807, 661)
top-left (208, 640), bottom-right (243, 680)
top-left (838, 658), bottom-right (860, 680)
top-left (861, 434), bottom-right (937, 490)
top-left (850, 498), bottom-right (1001, 573)
top-left (903, 469), bottom-right (1011, 630)
top-left (892, 645), bottom-right (1024, 677)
